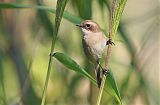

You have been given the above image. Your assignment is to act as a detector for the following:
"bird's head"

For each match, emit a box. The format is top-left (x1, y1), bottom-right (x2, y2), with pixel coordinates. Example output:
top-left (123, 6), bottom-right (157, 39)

top-left (76, 20), bottom-right (102, 35)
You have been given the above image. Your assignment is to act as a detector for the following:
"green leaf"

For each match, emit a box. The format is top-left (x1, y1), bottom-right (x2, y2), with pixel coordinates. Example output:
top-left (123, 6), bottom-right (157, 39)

top-left (70, 0), bottom-right (92, 19)
top-left (52, 52), bottom-right (96, 83)
top-left (54, 0), bottom-right (69, 36)
top-left (53, 52), bottom-right (121, 104)
top-left (62, 11), bottom-right (83, 24)
top-left (105, 71), bottom-right (121, 105)
top-left (0, 3), bottom-right (29, 8)
top-left (0, 3), bottom-right (82, 24)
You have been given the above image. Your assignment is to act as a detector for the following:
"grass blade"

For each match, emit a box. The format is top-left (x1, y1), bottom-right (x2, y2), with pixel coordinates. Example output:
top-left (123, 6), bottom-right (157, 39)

top-left (53, 52), bottom-right (121, 104)
top-left (52, 52), bottom-right (96, 83)
top-left (70, 0), bottom-right (92, 19)
top-left (105, 71), bottom-right (121, 104)
top-left (0, 3), bottom-right (82, 24)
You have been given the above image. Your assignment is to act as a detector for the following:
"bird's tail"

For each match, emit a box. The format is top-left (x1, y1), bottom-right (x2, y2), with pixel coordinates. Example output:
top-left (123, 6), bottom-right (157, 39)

top-left (95, 64), bottom-right (102, 88)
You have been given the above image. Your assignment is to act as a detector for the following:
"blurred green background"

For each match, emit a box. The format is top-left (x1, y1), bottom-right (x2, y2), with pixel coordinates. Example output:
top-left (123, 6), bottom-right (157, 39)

top-left (0, 0), bottom-right (159, 105)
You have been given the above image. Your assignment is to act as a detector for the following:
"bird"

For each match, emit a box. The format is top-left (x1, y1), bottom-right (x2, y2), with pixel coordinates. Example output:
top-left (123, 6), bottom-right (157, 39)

top-left (76, 20), bottom-right (110, 87)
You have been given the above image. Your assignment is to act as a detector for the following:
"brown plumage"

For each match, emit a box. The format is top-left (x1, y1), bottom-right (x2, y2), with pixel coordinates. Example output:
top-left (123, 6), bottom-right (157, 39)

top-left (76, 20), bottom-right (107, 87)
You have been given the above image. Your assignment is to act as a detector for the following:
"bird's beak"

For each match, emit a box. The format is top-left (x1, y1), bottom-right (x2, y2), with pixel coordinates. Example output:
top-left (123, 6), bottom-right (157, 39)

top-left (76, 24), bottom-right (83, 27)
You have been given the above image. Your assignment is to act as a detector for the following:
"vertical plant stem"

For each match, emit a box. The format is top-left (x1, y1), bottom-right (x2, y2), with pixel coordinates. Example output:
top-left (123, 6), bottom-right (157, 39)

top-left (41, 22), bottom-right (57, 105)
top-left (96, 45), bottom-right (112, 105)
top-left (90, 81), bottom-right (98, 105)
top-left (96, 0), bottom-right (128, 103)
top-left (96, 73), bottom-right (106, 105)
top-left (96, 0), bottom-right (116, 105)
top-left (90, 72), bottom-right (99, 105)
top-left (41, 0), bottom-right (68, 105)
top-left (41, 57), bottom-right (53, 105)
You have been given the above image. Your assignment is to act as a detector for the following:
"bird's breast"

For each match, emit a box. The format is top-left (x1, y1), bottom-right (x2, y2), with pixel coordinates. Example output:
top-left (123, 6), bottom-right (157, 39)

top-left (83, 32), bottom-right (106, 48)
top-left (82, 32), bottom-right (106, 62)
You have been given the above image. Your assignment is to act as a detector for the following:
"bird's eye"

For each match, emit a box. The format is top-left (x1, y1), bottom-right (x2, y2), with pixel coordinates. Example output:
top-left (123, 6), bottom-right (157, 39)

top-left (86, 24), bottom-right (91, 28)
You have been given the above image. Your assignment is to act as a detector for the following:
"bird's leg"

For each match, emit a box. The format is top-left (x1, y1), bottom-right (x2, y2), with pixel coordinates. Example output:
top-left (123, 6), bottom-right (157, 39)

top-left (96, 66), bottom-right (101, 88)
top-left (96, 61), bottom-right (103, 70)
top-left (96, 61), bottom-right (103, 87)
top-left (96, 61), bottom-right (109, 76)
top-left (106, 38), bottom-right (115, 45)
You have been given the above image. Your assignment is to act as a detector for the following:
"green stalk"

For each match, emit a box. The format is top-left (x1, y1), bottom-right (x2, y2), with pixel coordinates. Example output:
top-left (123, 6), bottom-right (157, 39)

top-left (96, 0), bottom-right (115, 104)
top-left (96, 75), bottom-right (106, 105)
top-left (41, 57), bottom-right (53, 105)
top-left (41, 0), bottom-right (68, 105)
top-left (96, 0), bottom-right (127, 104)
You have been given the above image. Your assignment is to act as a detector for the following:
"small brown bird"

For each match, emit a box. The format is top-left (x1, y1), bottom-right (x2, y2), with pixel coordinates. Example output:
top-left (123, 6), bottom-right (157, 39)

top-left (76, 20), bottom-right (108, 87)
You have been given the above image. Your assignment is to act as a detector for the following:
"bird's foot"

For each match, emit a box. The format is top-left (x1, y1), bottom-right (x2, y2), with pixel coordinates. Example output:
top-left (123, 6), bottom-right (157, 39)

top-left (103, 69), bottom-right (109, 76)
top-left (106, 39), bottom-right (115, 45)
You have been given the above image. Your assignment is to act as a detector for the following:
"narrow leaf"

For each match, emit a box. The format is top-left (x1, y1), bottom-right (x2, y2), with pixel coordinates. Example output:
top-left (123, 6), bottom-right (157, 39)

top-left (53, 52), bottom-right (96, 83)
top-left (53, 52), bottom-right (121, 104)
top-left (54, 0), bottom-right (69, 36)
top-left (70, 0), bottom-right (92, 19)
top-left (0, 3), bottom-right (82, 24)
top-left (105, 71), bottom-right (121, 104)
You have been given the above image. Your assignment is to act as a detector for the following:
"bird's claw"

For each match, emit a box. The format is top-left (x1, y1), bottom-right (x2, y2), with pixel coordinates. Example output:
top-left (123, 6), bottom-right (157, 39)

top-left (103, 69), bottom-right (109, 76)
top-left (106, 39), bottom-right (115, 45)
